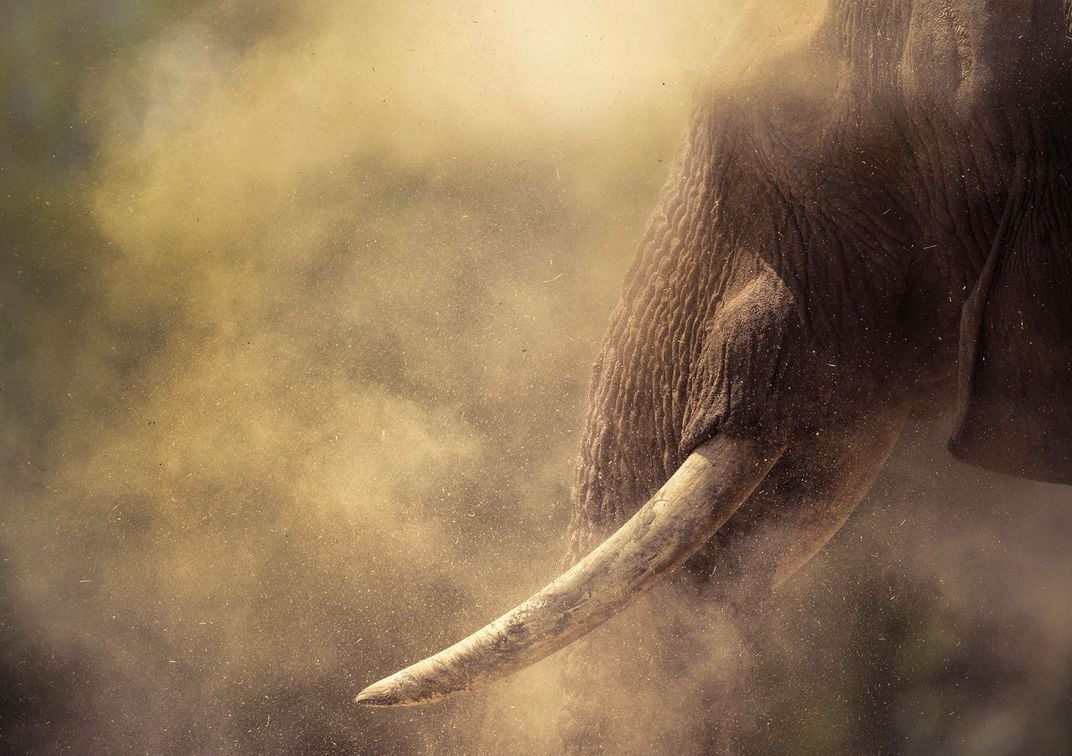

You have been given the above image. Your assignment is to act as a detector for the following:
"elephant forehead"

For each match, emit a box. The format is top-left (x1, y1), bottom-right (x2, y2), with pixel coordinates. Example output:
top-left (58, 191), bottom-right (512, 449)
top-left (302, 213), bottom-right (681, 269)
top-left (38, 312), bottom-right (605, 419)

top-left (842, 0), bottom-right (1072, 105)
top-left (744, 1), bottom-right (1072, 111)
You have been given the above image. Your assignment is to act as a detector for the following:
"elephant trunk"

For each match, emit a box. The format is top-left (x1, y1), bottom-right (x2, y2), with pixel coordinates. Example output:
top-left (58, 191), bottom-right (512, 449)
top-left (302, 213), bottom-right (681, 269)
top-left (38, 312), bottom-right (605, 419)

top-left (355, 434), bottom-right (783, 707)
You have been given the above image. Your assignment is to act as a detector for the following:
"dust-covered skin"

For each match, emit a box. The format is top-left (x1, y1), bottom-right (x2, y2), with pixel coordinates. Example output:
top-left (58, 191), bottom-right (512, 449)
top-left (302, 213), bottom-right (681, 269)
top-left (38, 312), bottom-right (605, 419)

top-left (564, 2), bottom-right (1072, 749)
top-left (575, 0), bottom-right (1072, 546)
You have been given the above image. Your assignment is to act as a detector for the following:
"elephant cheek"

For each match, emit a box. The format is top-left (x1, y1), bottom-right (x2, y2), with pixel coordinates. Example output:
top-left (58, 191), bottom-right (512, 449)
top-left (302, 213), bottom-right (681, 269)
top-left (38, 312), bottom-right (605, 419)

top-left (680, 263), bottom-right (895, 455)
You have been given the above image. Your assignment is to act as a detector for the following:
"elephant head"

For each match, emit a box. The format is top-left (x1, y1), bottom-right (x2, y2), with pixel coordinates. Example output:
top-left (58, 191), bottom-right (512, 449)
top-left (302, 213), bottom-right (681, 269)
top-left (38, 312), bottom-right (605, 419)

top-left (357, 0), bottom-right (1072, 708)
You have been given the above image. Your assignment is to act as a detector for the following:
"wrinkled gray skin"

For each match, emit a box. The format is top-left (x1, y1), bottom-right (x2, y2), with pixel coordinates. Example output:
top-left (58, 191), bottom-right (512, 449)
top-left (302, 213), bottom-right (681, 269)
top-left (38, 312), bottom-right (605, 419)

top-left (561, 0), bottom-right (1072, 750)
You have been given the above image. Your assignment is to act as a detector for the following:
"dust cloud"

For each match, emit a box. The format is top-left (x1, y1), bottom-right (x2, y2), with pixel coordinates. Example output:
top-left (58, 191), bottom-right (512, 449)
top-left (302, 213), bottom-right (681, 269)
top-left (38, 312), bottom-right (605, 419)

top-left (2, 1), bottom-right (1070, 753)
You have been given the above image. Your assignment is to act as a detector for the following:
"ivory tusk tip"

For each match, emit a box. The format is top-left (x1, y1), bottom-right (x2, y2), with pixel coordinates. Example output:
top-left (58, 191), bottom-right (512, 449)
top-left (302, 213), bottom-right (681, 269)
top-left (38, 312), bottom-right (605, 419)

top-left (355, 677), bottom-right (406, 707)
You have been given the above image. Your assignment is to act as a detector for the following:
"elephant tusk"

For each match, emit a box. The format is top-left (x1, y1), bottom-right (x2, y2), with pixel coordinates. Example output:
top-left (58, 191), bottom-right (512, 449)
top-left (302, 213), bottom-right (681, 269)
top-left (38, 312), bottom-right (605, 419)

top-left (355, 433), bottom-right (783, 707)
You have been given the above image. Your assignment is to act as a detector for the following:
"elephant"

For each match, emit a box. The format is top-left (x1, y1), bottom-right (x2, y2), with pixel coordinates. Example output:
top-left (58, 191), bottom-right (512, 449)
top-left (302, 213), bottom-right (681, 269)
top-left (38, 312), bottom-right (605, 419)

top-left (359, 0), bottom-right (1072, 748)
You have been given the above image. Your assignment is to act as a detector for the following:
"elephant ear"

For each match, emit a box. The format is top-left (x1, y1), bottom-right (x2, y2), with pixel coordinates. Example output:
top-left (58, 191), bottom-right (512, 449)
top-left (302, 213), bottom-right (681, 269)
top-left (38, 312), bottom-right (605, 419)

top-left (949, 162), bottom-right (1072, 484)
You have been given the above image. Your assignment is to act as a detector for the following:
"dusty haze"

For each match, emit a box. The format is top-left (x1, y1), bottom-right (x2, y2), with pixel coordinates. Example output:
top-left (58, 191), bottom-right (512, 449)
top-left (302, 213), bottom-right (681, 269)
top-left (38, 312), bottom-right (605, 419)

top-left (2, 1), bottom-right (1071, 753)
